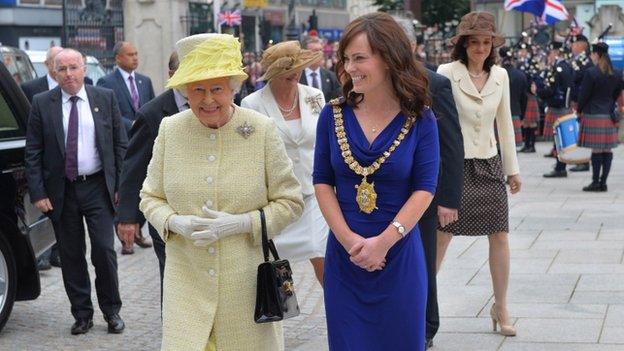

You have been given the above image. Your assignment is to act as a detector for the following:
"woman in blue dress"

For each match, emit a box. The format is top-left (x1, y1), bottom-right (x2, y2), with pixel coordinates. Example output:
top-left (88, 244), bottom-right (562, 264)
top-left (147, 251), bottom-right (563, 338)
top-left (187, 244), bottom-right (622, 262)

top-left (313, 13), bottom-right (440, 351)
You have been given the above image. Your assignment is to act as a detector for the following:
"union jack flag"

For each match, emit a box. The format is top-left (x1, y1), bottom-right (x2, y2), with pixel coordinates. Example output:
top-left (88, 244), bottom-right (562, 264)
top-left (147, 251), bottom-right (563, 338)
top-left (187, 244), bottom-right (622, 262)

top-left (504, 0), bottom-right (569, 26)
top-left (218, 10), bottom-right (242, 27)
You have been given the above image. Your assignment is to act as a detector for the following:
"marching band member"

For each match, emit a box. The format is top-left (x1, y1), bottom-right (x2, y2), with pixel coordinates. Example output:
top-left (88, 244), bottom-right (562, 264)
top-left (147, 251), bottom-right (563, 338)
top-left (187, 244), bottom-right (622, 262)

top-left (577, 42), bottom-right (624, 192)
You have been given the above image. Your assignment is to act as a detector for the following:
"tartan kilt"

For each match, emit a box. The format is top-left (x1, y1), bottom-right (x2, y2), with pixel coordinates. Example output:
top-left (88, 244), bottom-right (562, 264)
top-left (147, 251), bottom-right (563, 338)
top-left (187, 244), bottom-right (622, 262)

top-left (512, 115), bottom-right (523, 146)
top-left (543, 107), bottom-right (571, 141)
top-left (578, 113), bottom-right (619, 149)
top-left (522, 94), bottom-right (540, 128)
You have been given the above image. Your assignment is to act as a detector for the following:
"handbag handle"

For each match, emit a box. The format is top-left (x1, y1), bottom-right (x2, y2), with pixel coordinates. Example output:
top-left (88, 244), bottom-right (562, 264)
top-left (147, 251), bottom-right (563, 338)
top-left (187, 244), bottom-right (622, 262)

top-left (259, 209), bottom-right (280, 262)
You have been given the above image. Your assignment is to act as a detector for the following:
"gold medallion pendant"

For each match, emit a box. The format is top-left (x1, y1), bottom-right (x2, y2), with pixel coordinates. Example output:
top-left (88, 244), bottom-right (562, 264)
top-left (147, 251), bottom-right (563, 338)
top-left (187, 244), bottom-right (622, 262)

top-left (331, 99), bottom-right (414, 215)
top-left (355, 176), bottom-right (378, 214)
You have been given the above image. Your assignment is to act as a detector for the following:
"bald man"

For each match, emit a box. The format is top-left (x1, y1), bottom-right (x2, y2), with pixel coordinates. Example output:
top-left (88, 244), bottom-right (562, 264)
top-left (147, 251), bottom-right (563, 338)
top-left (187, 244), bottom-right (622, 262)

top-left (21, 46), bottom-right (64, 103)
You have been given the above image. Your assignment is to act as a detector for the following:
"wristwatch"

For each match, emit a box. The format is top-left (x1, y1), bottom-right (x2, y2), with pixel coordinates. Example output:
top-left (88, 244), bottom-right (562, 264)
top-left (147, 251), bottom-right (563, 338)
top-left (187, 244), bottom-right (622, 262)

top-left (391, 220), bottom-right (406, 238)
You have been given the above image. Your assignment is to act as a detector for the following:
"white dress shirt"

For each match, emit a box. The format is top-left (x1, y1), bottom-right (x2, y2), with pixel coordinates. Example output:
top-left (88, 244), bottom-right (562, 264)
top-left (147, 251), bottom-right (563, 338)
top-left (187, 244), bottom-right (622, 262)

top-left (173, 89), bottom-right (189, 112)
top-left (118, 68), bottom-right (138, 98)
top-left (61, 86), bottom-right (102, 176)
top-left (304, 67), bottom-right (321, 88)
top-left (46, 74), bottom-right (58, 90)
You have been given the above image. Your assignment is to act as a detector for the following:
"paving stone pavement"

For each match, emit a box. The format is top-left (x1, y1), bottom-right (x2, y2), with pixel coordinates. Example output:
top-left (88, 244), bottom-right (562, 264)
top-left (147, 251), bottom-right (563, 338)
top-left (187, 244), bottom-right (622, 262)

top-left (1, 141), bottom-right (623, 350)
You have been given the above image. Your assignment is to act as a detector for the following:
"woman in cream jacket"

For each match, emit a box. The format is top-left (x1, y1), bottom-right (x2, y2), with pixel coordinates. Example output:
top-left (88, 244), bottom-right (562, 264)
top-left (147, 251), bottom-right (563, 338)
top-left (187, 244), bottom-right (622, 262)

top-left (140, 34), bottom-right (303, 351)
top-left (435, 12), bottom-right (521, 337)
top-left (241, 41), bottom-right (328, 285)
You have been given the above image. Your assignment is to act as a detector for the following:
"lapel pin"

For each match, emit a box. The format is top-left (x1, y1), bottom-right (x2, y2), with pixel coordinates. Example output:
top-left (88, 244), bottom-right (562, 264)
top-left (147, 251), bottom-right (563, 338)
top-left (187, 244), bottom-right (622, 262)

top-left (236, 121), bottom-right (255, 139)
top-left (94, 107), bottom-right (99, 112)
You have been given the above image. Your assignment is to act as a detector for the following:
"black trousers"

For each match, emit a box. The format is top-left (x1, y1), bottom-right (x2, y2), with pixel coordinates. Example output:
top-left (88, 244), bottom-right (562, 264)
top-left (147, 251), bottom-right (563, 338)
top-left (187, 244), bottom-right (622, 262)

top-left (419, 211), bottom-right (439, 339)
top-left (147, 224), bottom-right (166, 302)
top-left (53, 173), bottom-right (122, 320)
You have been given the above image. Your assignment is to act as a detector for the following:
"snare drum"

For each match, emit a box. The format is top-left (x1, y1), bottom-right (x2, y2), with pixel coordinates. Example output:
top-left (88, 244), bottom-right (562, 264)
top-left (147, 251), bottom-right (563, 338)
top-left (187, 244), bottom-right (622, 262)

top-left (553, 114), bottom-right (591, 164)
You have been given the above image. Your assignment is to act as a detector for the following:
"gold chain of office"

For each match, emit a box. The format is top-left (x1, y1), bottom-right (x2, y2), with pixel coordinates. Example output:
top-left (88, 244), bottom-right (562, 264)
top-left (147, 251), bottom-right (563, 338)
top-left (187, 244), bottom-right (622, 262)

top-left (332, 103), bottom-right (415, 214)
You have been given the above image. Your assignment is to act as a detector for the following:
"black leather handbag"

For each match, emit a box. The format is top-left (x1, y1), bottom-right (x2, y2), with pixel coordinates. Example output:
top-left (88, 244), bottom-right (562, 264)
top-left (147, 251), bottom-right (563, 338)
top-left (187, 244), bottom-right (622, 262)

top-left (254, 209), bottom-right (300, 323)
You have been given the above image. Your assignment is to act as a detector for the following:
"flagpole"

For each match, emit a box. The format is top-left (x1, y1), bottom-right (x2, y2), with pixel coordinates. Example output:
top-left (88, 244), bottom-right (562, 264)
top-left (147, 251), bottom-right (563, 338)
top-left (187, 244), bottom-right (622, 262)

top-left (214, 0), bottom-right (222, 33)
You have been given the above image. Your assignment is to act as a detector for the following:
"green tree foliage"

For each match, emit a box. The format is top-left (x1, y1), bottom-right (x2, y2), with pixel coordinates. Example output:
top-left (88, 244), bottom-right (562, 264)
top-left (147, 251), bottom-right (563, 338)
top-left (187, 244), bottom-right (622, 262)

top-left (372, 0), bottom-right (404, 12)
top-left (421, 0), bottom-right (470, 26)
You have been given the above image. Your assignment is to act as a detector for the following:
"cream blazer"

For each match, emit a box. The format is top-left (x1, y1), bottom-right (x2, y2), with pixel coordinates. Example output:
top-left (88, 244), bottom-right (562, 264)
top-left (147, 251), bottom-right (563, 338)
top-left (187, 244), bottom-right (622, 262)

top-left (241, 83), bottom-right (325, 196)
top-left (139, 107), bottom-right (303, 351)
top-left (437, 61), bottom-right (520, 176)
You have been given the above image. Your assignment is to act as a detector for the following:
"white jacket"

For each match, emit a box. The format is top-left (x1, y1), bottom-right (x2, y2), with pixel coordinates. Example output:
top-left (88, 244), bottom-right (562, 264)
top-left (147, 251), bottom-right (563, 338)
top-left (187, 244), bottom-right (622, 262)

top-left (241, 83), bottom-right (325, 195)
top-left (437, 61), bottom-right (520, 176)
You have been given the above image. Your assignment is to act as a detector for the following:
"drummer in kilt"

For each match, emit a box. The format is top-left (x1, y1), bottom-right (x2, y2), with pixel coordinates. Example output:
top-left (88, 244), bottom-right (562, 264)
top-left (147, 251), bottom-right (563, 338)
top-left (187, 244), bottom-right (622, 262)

top-left (538, 41), bottom-right (575, 178)
top-left (577, 42), bottom-right (624, 191)
top-left (568, 34), bottom-right (593, 172)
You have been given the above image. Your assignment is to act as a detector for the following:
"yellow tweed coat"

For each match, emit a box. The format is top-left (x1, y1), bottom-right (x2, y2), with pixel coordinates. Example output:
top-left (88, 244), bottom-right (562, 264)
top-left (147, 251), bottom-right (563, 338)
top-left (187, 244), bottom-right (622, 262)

top-left (139, 106), bottom-right (304, 351)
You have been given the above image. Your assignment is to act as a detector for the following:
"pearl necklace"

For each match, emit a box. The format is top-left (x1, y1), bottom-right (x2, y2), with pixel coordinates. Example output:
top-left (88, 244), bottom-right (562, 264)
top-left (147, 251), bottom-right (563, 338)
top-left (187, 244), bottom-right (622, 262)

top-left (277, 92), bottom-right (299, 114)
top-left (468, 70), bottom-right (488, 79)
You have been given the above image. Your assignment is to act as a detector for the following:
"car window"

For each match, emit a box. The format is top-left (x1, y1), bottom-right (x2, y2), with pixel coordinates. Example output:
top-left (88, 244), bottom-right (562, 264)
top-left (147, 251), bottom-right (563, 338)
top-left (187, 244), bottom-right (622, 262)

top-left (2, 54), bottom-right (22, 84)
top-left (86, 63), bottom-right (106, 83)
top-left (0, 92), bottom-right (20, 136)
top-left (32, 62), bottom-right (47, 78)
top-left (15, 55), bottom-right (36, 81)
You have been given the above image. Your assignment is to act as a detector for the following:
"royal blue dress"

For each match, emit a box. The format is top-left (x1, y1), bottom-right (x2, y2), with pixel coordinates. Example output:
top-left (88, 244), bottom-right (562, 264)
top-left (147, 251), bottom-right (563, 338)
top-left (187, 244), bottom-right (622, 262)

top-left (313, 103), bottom-right (440, 351)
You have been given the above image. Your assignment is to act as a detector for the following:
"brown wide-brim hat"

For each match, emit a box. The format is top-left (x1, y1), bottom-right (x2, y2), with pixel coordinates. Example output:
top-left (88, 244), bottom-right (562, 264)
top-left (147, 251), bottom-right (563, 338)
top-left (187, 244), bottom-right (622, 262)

top-left (259, 41), bottom-right (323, 81)
top-left (450, 12), bottom-right (505, 47)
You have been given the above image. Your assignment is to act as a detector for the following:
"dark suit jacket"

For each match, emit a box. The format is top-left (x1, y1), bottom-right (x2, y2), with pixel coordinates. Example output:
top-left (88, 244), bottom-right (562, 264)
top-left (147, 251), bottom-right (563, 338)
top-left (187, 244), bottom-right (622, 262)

top-left (21, 76), bottom-right (94, 103)
top-left (97, 68), bottom-right (155, 121)
top-left (578, 67), bottom-right (624, 115)
top-left (24, 85), bottom-right (128, 221)
top-left (117, 89), bottom-right (179, 224)
top-left (503, 63), bottom-right (528, 118)
top-left (300, 68), bottom-right (341, 102)
top-left (423, 69), bottom-right (464, 218)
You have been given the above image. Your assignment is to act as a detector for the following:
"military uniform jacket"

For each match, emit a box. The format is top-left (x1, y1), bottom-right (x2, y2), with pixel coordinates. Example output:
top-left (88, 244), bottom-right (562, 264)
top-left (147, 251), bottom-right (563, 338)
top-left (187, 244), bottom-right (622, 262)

top-left (140, 107), bottom-right (304, 351)
top-left (537, 59), bottom-right (574, 108)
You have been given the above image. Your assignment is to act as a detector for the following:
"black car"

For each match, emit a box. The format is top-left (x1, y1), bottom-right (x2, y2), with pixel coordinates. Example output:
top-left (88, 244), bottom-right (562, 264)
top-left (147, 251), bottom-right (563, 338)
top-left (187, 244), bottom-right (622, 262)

top-left (0, 60), bottom-right (56, 331)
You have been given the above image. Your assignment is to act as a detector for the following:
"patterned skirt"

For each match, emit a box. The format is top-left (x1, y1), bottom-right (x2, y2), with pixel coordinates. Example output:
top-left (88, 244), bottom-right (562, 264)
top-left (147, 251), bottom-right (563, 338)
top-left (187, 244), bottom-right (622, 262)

top-left (522, 94), bottom-right (540, 128)
top-left (438, 156), bottom-right (509, 236)
top-left (543, 107), bottom-right (572, 141)
top-left (578, 113), bottom-right (619, 149)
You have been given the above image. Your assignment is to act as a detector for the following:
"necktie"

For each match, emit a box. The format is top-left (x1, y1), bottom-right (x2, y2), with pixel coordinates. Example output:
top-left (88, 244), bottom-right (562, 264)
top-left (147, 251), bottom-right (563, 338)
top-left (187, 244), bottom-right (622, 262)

top-left (128, 75), bottom-right (140, 110)
top-left (65, 96), bottom-right (79, 181)
top-left (310, 71), bottom-right (319, 89)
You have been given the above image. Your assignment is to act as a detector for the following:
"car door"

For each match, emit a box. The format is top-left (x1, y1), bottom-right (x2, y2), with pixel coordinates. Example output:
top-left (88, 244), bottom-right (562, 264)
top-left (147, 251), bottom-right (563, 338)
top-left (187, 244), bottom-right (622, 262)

top-left (0, 62), bottom-right (55, 258)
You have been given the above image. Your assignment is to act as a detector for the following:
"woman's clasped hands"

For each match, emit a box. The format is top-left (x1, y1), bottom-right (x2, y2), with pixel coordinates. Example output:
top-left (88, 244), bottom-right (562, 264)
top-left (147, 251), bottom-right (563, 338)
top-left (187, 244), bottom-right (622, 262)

top-left (347, 234), bottom-right (393, 272)
top-left (166, 201), bottom-right (252, 247)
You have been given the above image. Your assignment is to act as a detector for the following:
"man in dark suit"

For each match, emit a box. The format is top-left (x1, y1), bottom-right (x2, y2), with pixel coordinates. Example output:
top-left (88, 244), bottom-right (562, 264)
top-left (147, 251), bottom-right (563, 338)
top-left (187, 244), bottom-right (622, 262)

top-left (398, 19), bottom-right (464, 349)
top-left (116, 52), bottom-right (186, 297)
top-left (300, 37), bottom-right (341, 101)
top-left (420, 68), bottom-right (464, 349)
top-left (21, 46), bottom-right (63, 103)
top-left (97, 41), bottom-right (155, 134)
top-left (25, 49), bottom-right (127, 335)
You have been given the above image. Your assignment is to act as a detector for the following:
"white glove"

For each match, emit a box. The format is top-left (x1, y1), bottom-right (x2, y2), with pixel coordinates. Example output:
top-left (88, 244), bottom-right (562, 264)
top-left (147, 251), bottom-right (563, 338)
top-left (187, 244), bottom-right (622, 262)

top-left (191, 205), bottom-right (252, 247)
top-left (167, 214), bottom-right (213, 240)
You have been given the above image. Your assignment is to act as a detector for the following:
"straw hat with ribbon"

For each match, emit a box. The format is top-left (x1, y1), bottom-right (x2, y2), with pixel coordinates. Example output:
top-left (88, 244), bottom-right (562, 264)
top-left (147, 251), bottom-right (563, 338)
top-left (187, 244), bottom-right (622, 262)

top-left (450, 12), bottom-right (505, 47)
top-left (166, 33), bottom-right (248, 91)
top-left (259, 41), bottom-right (323, 81)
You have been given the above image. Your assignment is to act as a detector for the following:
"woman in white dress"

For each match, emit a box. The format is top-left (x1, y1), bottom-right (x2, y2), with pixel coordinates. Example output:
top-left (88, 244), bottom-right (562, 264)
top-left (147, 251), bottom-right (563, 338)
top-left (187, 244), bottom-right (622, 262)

top-left (242, 41), bottom-right (328, 284)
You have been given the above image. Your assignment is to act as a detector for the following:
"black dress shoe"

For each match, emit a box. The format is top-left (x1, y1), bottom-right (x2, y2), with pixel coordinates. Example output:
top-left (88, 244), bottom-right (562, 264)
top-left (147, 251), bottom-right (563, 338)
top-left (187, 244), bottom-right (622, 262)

top-left (601, 184), bottom-right (608, 192)
top-left (49, 254), bottom-right (61, 267)
top-left (570, 164), bottom-right (590, 172)
top-left (71, 318), bottom-right (93, 335)
top-left (543, 170), bottom-right (567, 178)
top-left (425, 338), bottom-right (433, 349)
top-left (104, 314), bottom-right (125, 334)
top-left (583, 182), bottom-right (602, 192)
top-left (37, 258), bottom-right (51, 271)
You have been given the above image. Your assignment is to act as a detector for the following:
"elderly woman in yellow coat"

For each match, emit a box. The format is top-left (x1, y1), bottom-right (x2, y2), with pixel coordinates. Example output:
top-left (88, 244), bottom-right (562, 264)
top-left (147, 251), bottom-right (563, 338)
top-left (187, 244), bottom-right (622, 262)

top-left (139, 33), bottom-right (303, 351)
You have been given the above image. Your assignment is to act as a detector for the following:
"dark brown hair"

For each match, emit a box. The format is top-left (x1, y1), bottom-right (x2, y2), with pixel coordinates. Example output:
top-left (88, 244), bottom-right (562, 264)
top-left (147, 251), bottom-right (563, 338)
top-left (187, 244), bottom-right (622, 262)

top-left (451, 36), bottom-right (497, 72)
top-left (595, 52), bottom-right (614, 76)
top-left (335, 12), bottom-right (430, 119)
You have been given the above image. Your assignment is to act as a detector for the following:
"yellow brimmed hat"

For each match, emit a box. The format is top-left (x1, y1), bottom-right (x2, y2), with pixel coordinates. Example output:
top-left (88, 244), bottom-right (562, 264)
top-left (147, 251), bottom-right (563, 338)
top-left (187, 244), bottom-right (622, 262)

top-left (166, 33), bottom-right (248, 90)
top-left (259, 41), bottom-right (323, 81)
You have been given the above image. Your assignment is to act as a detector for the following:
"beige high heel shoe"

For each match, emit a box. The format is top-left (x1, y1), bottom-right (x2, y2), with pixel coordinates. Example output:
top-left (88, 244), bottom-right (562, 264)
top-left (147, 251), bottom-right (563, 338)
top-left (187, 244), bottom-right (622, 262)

top-left (490, 303), bottom-right (516, 336)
